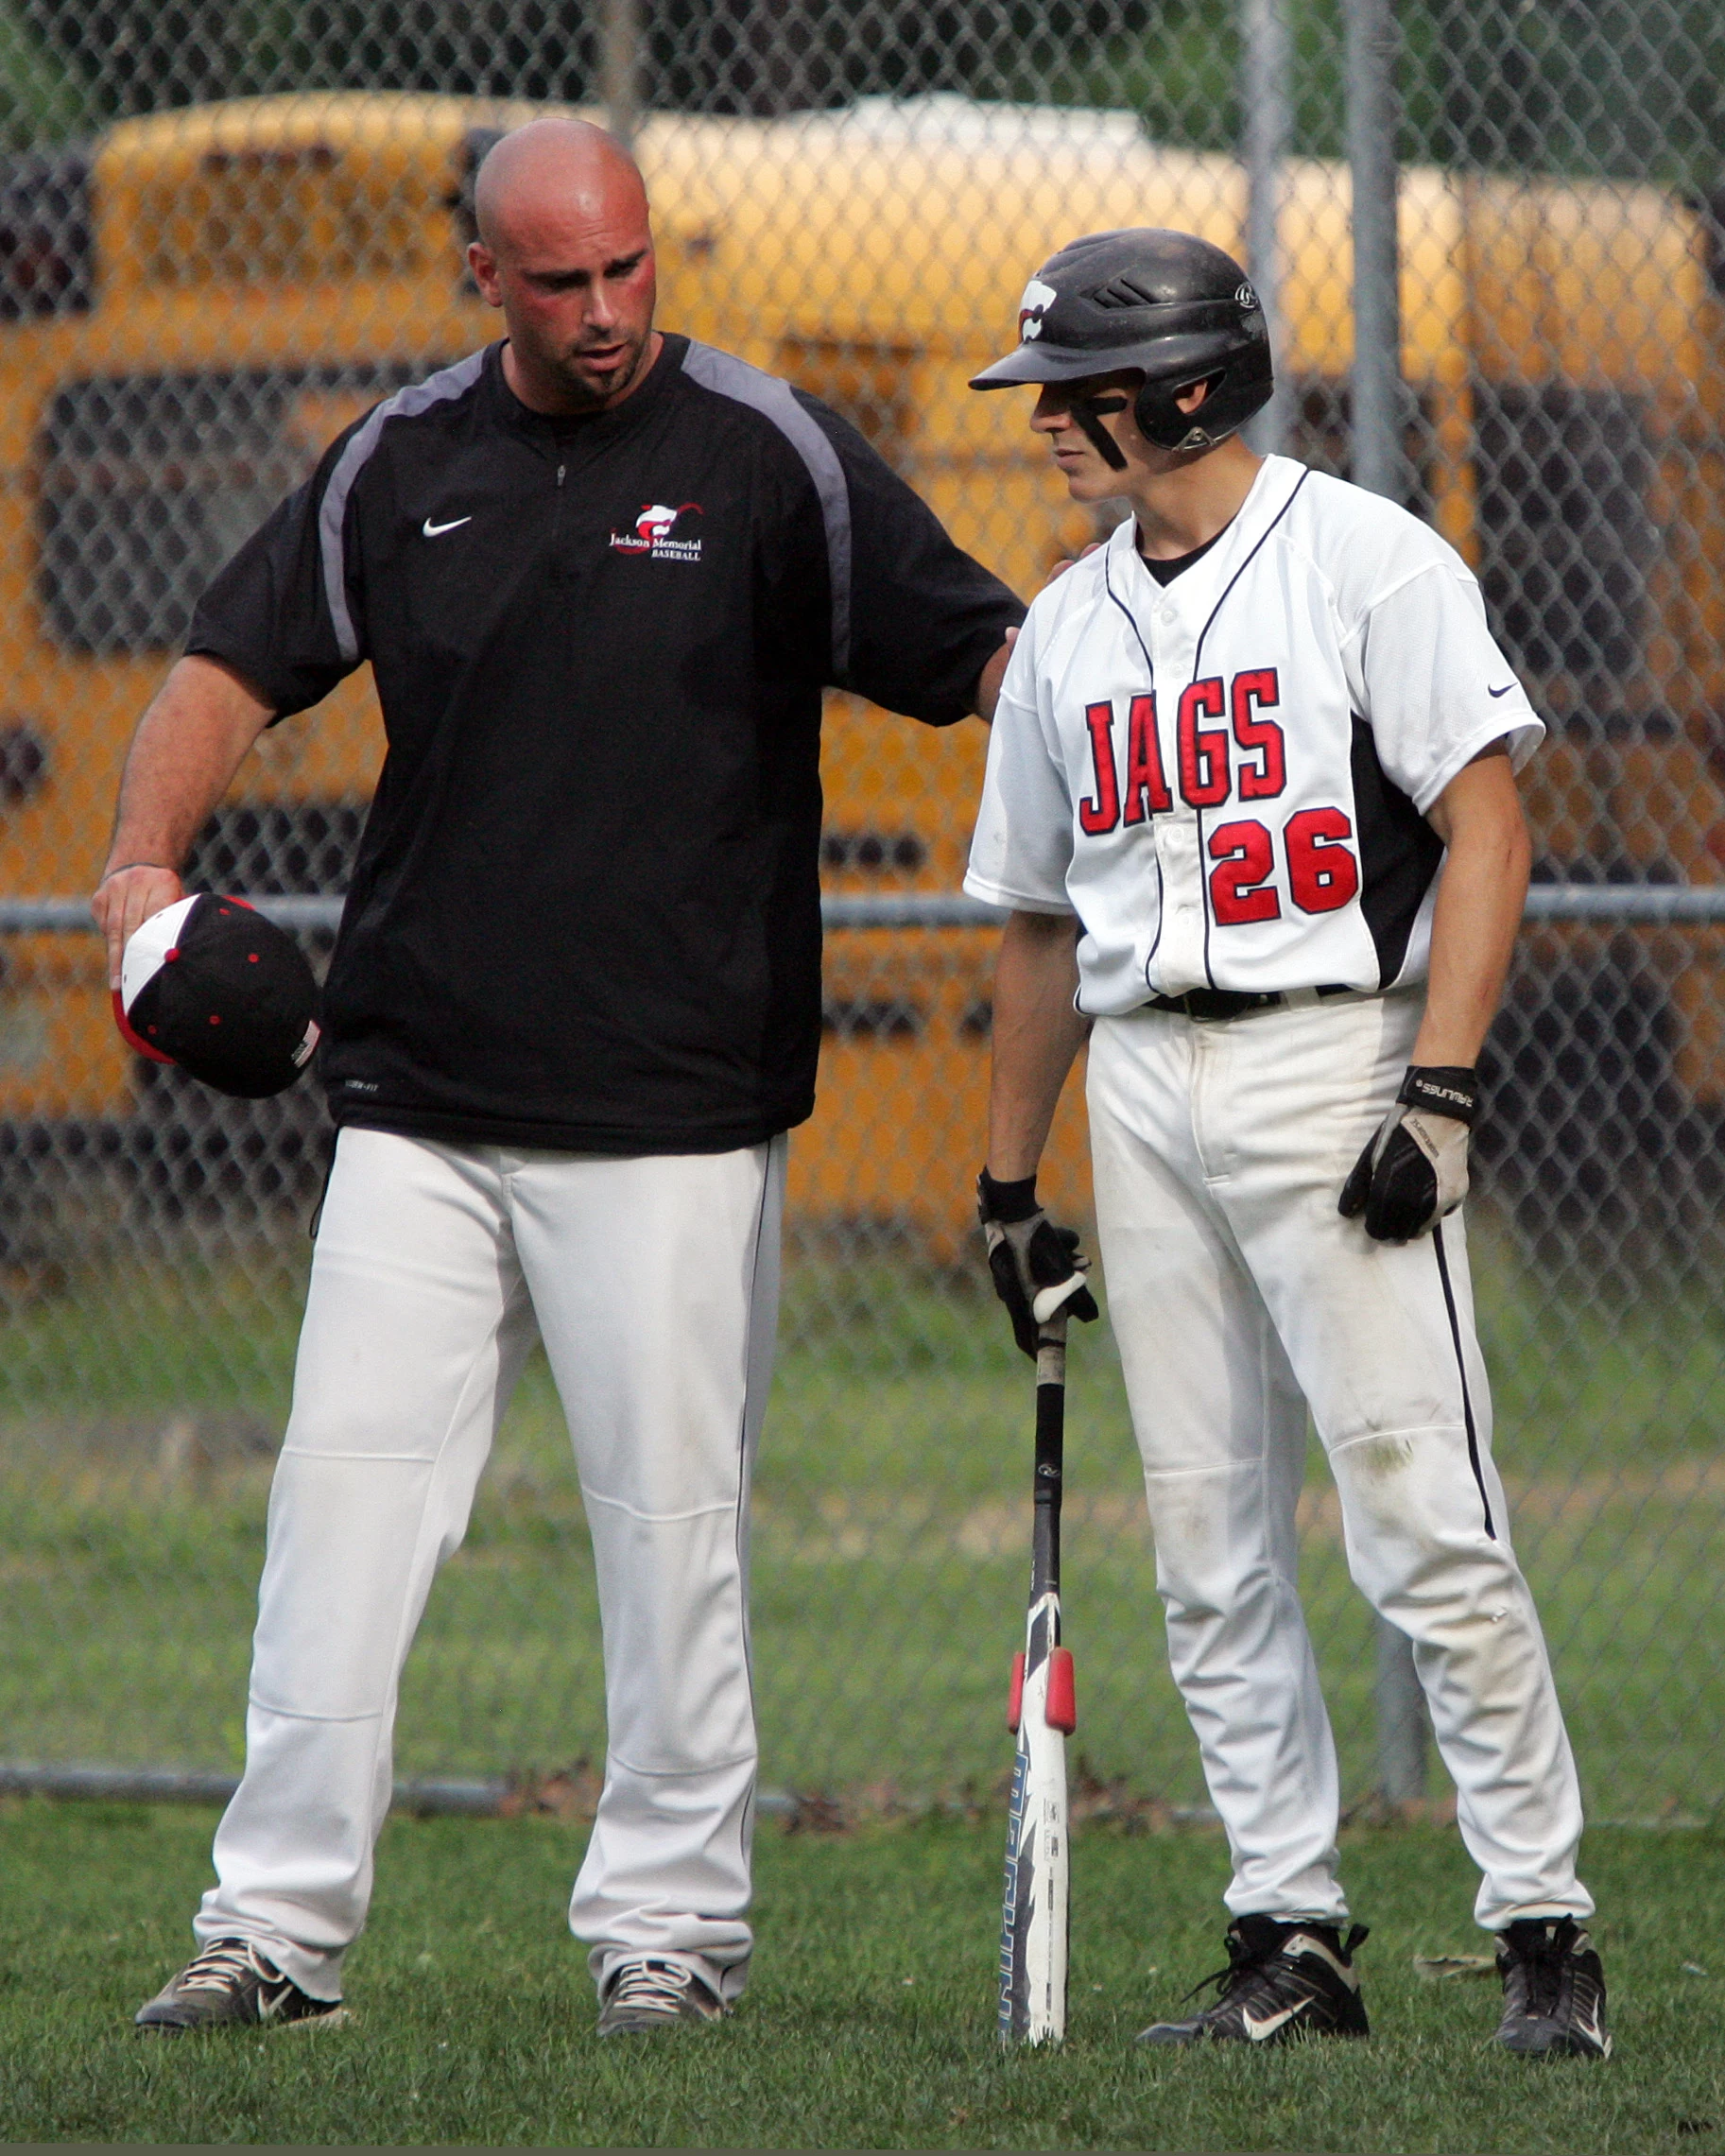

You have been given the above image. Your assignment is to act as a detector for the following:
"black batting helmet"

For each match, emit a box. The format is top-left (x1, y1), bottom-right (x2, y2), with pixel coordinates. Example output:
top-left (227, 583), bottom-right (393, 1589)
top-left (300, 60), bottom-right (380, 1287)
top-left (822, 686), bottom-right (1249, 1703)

top-left (970, 228), bottom-right (1273, 455)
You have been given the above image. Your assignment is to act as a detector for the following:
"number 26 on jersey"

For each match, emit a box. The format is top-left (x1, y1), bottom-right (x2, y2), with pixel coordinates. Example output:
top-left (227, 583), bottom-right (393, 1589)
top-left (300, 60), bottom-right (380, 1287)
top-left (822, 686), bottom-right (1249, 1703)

top-left (1077, 666), bottom-right (1360, 928)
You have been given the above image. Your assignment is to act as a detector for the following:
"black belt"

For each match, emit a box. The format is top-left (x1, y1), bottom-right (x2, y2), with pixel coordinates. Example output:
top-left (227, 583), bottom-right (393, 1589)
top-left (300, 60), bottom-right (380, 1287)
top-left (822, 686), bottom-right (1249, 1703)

top-left (1145, 985), bottom-right (1354, 1022)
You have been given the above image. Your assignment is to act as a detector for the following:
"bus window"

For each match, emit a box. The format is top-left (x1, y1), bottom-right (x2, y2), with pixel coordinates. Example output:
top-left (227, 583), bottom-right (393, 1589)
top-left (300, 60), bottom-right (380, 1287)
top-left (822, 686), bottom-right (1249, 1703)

top-left (1472, 381), bottom-right (1658, 690)
top-left (34, 363), bottom-right (426, 654)
top-left (1285, 377), bottom-right (1440, 526)
top-left (0, 146), bottom-right (93, 318)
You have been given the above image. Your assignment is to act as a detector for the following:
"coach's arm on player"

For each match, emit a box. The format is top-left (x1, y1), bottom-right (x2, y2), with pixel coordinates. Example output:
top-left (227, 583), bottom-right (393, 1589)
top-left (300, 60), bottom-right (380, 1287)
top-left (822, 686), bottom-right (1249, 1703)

top-left (89, 505), bottom-right (1017, 996)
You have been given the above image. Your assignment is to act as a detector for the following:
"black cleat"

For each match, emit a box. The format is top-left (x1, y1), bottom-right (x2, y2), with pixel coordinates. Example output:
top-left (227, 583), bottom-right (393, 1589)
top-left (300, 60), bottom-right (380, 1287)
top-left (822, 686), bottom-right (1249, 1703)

top-left (1494, 1917), bottom-right (1612, 2059)
top-left (135, 1937), bottom-right (349, 2033)
top-left (1137, 1915), bottom-right (1370, 2045)
top-left (596, 1956), bottom-right (727, 2036)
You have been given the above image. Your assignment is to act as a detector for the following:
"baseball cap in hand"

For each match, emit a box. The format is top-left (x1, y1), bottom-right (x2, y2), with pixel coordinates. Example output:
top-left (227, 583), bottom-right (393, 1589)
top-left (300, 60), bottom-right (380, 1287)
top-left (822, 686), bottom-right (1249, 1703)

top-left (115, 893), bottom-right (321, 1098)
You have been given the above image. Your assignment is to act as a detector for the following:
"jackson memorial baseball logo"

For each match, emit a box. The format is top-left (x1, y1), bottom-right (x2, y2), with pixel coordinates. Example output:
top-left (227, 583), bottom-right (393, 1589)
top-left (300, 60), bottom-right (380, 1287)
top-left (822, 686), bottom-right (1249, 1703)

top-left (609, 501), bottom-right (704, 560)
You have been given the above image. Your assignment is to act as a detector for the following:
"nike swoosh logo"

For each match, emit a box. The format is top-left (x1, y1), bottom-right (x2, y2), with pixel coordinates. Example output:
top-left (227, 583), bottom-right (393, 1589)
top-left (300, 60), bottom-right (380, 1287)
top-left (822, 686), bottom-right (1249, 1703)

top-left (1240, 2001), bottom-right (1307, 2041)
top-left (1488, 682), bottom-right (1515, 698)
top-left (257, 1981), bottom-right (296, 2020)
top-left (423, 515), bottom-right (472, 538)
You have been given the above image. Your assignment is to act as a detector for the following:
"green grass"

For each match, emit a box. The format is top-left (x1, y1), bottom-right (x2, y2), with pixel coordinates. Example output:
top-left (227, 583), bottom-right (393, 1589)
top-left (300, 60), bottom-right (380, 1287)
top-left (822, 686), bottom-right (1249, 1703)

top-left (2, 1802), bottom-right (1722, 2149)
top-left (2, 1219), bottom-right (1724, 1816)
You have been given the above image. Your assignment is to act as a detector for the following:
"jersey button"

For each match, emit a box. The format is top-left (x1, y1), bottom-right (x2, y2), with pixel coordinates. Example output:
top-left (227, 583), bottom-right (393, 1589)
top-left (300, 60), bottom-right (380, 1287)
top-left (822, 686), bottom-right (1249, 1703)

top-left (1160, 606), bottom-right (1177, 625)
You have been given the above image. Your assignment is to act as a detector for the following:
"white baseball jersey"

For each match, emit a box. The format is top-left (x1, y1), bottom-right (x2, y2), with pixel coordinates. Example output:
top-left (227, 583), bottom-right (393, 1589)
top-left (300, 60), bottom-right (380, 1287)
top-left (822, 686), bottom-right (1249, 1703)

top-left (965, 456), bottom-right (1542, 1011)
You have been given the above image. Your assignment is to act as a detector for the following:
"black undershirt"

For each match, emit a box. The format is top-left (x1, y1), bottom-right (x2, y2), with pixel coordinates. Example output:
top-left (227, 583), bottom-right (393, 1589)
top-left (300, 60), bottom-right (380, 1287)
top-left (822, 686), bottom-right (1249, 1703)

top-left (1138, 526), bottom-right (1226, 585)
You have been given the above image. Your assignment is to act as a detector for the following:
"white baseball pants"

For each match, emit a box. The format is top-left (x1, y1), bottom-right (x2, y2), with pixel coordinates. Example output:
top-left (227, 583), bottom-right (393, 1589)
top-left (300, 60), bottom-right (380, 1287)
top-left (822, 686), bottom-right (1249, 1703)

top-left (1088, 991), bottom-right (1591, 1933)
top-left (193, 1126), bottom-right (784, 2005)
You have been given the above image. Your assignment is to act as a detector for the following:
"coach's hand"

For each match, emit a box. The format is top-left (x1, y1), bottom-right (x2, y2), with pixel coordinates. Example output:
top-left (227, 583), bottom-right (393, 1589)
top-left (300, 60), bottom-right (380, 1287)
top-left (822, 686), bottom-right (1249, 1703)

top-left (1043, 541), bottom-right (1103, 584)
top-left (977, 1167), bottom-right (1099, 1356)
top-left (1338, 1064), bottom-right (1479, 1242)
top-left (93, 863), bottom-right (184, 991)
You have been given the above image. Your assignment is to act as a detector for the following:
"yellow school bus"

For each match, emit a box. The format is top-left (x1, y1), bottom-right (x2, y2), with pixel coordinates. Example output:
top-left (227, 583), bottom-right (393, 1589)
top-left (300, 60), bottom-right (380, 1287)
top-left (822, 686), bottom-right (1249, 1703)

top-left (0, 93), bottom-right (1721, 1249)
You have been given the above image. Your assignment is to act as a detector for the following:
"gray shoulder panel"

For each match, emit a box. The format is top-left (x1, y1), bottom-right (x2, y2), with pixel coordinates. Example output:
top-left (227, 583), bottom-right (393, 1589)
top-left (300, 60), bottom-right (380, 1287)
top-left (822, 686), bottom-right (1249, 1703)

top-left (319, 349), bottom-right (489, 665)
top-left (680, 340), bottom-right (853, 676)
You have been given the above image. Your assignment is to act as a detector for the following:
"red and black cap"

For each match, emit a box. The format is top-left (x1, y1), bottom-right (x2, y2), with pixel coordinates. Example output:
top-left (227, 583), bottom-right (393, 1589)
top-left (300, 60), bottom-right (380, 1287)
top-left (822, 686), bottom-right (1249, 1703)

top-left (115, 893), bottom-right (321, 1099)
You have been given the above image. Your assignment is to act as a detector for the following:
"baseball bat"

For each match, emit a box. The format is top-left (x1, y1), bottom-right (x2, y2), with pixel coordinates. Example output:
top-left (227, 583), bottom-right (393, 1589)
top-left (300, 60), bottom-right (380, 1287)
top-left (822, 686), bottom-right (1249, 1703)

top-left (997, 1309), bottom-right (1077, 2045)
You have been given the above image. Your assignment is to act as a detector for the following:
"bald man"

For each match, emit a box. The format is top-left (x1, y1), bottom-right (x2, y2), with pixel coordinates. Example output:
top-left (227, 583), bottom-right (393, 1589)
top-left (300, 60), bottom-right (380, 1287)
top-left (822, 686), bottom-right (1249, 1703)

top-left (110, 119), bottom-right (1023, 2037)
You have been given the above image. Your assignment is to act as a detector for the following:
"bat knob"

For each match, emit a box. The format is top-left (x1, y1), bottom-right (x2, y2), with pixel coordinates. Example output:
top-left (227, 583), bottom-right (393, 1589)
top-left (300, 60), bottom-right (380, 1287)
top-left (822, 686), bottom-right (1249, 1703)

top-left (1007, 1650), bottom-right (1026, 1733)
top-left (1045, 1647), bottom-right (1077, 1733)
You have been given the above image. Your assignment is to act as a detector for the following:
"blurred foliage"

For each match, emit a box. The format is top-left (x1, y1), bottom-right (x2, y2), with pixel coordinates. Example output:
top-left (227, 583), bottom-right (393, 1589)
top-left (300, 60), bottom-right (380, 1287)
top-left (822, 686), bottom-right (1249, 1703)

top-left (1078, 0), bottom-right (1725, 185)
top-left (9, 1), bottom-right (1720, 189)
top-left (0, 1), bottom-right (87, 146)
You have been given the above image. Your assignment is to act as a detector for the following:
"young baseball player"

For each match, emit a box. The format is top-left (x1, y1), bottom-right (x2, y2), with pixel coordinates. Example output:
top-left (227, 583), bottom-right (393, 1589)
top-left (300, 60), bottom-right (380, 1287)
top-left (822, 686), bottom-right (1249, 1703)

top-left (96, 119), bottom-right (1022, 2038)
top-left (966, 228), bottom-right (1610, 2058)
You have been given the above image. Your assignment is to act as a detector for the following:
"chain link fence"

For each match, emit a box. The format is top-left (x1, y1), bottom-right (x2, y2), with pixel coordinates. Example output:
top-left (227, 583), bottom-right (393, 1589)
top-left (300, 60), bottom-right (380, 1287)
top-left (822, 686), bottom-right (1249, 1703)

top-left (0, 0), bottom-right (1722, 1824)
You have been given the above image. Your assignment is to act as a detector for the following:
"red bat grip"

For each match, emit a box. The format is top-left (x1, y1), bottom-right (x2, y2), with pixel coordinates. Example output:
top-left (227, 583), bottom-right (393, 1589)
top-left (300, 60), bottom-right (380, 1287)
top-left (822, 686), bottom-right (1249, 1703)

top-left (1044, 1647), bottom-right (1077, 1733)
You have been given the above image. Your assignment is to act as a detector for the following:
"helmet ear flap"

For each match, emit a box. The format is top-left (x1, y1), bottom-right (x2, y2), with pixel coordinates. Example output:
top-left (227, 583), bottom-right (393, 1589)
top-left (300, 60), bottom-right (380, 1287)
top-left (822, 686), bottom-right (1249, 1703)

top-left (1133, 336), bottom-right (1275, 452)
top-left (1134, 371), bottom-right (1226, 453)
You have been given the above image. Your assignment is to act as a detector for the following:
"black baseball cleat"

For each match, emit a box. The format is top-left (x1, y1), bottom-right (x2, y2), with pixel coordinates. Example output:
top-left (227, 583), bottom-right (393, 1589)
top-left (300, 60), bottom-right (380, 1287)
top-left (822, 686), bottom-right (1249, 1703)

top-left (1137, 1915), bottom-right (1371, 2045)
top-left (135, 1937), bottom-right (349, 2033)
top-left (596, 1956), bottom-right (728, 2036)
top-left (1494, 1917), bottom-right (1612, 2059)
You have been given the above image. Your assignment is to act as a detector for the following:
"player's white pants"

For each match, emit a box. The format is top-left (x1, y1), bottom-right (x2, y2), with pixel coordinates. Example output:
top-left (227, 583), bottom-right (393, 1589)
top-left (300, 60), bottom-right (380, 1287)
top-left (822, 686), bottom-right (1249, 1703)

top-left (1088, 991), bottom-right (1591, 1934)
top-left (193, 1127), bottom-right (784, 2005)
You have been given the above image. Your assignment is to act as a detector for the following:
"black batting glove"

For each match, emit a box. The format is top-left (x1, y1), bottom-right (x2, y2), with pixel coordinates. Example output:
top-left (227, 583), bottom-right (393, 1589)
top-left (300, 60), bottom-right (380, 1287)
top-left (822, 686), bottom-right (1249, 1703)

top-left (1338, 1064), bottom-right (1480, 1243)
top-left (977, 1167), bottom-right (1100, 1357)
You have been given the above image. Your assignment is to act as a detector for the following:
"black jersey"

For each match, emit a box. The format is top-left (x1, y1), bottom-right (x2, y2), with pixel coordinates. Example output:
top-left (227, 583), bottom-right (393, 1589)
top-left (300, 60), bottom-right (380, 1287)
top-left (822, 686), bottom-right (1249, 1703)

top-left (188, 335), bottom-right (1023, 1154)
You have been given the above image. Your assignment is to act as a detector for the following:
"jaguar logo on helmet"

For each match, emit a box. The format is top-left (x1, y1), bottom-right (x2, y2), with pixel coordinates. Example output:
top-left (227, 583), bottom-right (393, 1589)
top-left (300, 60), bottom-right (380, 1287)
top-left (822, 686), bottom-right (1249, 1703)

top-left (1018, 275), bottom-right (1059, 342)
